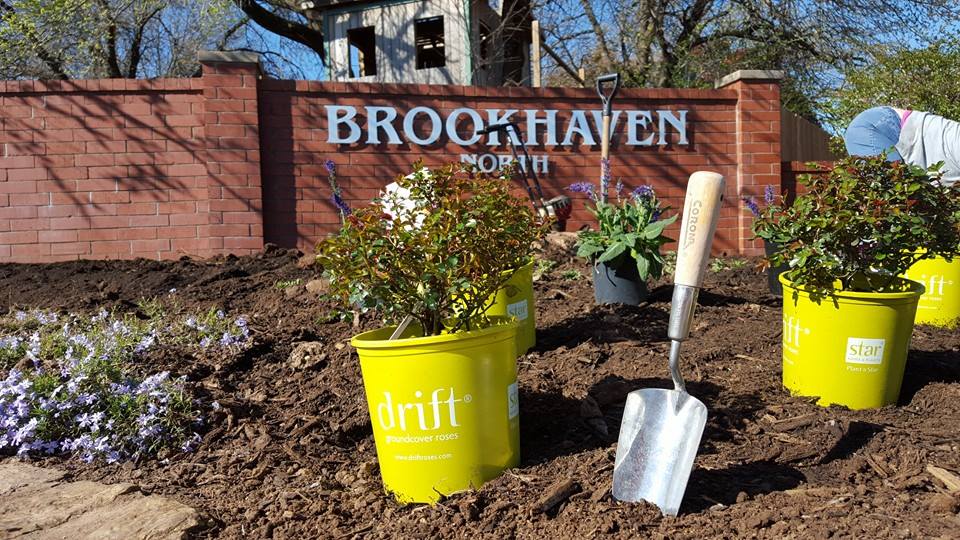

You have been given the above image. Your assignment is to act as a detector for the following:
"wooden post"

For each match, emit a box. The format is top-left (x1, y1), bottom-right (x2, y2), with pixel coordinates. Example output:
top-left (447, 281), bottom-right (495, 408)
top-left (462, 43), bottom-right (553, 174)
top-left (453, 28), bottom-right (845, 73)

top-left (531, 20), bottom-right (542, 87)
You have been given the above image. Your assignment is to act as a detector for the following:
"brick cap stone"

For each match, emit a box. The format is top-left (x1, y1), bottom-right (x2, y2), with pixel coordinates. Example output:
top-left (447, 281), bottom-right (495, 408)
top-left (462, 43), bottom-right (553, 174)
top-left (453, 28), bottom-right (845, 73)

top-left (714, 69), bottom-right (784, 88)
top-left (199, 50), bottom-right (261, 64)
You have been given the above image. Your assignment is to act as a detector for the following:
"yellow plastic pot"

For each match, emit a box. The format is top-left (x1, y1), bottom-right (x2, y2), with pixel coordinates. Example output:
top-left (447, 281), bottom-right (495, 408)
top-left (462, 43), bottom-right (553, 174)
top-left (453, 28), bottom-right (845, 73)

top-left (351, 317), bottom-right (520, 504)
top-left (780, 275), bottom-right (923, 410)
top-left (485, 260), bottom-right (536, 354)
top-left (902, 255), bottom-right (960, 328)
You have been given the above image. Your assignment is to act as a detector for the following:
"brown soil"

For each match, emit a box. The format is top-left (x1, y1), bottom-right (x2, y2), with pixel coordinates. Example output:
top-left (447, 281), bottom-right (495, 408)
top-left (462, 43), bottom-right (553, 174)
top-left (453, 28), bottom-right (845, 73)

top-left (1, 242), bottom-right (959, 539)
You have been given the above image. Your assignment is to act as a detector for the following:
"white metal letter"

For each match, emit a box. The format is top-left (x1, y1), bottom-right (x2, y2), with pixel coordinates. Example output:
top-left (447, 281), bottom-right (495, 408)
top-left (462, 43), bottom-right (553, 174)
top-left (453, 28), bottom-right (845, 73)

top-left (326, 105), bottom-right (362, 144)
top-left (365, 106), bottom-right (402, 145)
top-left (403, 106), bottom-right (443, 145)
top-left (562, 110), bottom-right (597, 146)
top-left (627, 111), bottom-right (655, 146)
top-left (446, 107), bottom-right (484, 145)
top-left (485, 109), bottom-right (520, 146)
top-left (658, 110), bottom-right (689, 145)
top-left (589, 110), bottom-right (622, 145)
top-left (523, 109), bottom-right (558, 147)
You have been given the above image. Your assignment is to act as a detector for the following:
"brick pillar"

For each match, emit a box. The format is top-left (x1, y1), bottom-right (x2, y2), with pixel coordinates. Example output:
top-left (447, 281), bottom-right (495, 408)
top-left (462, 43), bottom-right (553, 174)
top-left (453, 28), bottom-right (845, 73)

top-left (716, 70), bottom-right (783, 256)
top-left (198, 51), bottom-right (264, 255)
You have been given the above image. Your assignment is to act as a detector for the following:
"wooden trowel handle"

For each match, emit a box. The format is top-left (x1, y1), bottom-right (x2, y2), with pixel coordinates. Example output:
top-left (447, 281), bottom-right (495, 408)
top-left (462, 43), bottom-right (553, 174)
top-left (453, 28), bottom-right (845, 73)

top-left (673, 171), bottom-right (725, 288)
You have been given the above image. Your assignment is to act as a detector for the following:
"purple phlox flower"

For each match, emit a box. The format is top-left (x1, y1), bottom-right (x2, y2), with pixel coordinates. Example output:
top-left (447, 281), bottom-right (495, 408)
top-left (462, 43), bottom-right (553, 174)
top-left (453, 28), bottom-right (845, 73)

top-left (76, 412), bottom-right (97, 429)
top-left (35, 311), bottom-right (57, 325)
top-left (66, 374), bottom-right (87, 394)
top-left (764, 185), bottom-right (777, 205)
top-left (199, 336), bottom-right (212, 348)
top-left (185, 317), bottom-right (198, 329)
top-left (234, 316), bottom-right (248, 329)
top-left (25, 331), bottom-right (41, 368)
top-left (13, 417), bottom-right (38, 445)
top-left (134, 332), bottom-right (156, 354)
top-left (137, 372), bottom-right (170, 395)
top-left (325, 159), bottom-right (336, 175)
top-left (743, 196), bottom-right (761, 217)
top-left (211, 401), bottom-right (221, 411)
top-left (219, 332), bottom-right (236, 347)
top-left (0, 336), bottom-right (22, 350)
top-left (92, 436), bottom-right (111, 453)
top-left (632, 185), bottom-right (655, 199)
top-left (106, 451), bottom-right (122, 463)
top-left (216, 310), bottom-right (225, 319)
top-left (76, 393), bottom-right (96, 406)
top-left (182, 432), bottom-right (202, 452)
top-left (14, 310), bottom-right (27, 321)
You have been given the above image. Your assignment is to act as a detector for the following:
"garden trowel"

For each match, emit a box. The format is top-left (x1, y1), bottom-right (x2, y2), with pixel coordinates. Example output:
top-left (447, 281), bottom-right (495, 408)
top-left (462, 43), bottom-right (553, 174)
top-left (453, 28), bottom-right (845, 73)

top-left (612, 171), bottom-right (725, 516)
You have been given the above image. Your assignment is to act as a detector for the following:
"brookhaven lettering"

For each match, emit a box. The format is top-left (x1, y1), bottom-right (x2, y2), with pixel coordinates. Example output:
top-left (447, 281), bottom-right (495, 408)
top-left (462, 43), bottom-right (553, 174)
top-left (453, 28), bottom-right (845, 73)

top-left (325, 105), bottom-right (689, 147)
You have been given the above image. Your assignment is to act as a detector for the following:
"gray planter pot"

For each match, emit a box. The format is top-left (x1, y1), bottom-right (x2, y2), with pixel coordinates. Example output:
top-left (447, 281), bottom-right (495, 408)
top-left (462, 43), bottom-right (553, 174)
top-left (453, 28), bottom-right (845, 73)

top-left (764, 240), bottom-right (789, 297)
top-left (593, 258), bottom-right (649, 305)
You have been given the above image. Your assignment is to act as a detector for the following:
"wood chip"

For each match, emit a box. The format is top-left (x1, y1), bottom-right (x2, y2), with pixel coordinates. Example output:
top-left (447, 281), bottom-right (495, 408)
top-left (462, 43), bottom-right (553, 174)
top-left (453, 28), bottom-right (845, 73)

top-left (769, 413), bottom-right (818, 432)
top-left (926, 465), bottom-right (960, 492)
top-left (866, 454), bottom-right (892, 478)
top-left (532, 479), bottom-right (580, 514)
top-left (783, 486), bottom-right (843, 497)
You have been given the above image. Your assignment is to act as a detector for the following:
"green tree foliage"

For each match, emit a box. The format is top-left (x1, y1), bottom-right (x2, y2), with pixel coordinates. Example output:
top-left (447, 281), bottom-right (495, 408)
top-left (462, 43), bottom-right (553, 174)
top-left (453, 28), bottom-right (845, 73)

top-left (0, 0), bottom-right (248, 79)
top-left (827, 38), bottom-right (960, 131)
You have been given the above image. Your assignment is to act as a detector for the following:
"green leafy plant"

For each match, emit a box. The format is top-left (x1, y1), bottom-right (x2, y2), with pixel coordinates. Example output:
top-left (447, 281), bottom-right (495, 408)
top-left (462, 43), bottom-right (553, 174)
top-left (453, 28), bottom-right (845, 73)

top-left (532, 259), bottom-right (557, 281)
top-left (274, 278), bottom-right (302, 290)
top-left (570, 178), bottom-right (677, 280)
top-left (560, 269), bottom-right (582, 281)
top-left (710, 258), bottom-right (747, 272)
top-left (316, 162), bottom-right (548, 337)
top-left (753, 156), bottom-right (960, 297)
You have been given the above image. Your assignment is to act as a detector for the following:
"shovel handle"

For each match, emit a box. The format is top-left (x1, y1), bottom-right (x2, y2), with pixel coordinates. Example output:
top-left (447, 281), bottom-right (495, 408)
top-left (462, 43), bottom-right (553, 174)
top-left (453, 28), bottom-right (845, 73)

top-left (674, 171), bottom-right (725, 288)
top-left (596, 73), bottom-right (621, 116)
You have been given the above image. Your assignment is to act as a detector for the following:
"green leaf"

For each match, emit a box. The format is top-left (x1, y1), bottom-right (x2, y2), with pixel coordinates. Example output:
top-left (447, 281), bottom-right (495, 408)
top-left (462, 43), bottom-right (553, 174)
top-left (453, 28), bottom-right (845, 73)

top-left (597, 242), bottom-right (627, 263)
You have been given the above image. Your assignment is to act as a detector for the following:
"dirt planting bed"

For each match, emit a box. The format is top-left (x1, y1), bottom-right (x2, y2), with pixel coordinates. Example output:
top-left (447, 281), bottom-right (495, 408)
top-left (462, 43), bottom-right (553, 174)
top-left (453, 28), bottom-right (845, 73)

top-left (1, 243), bottom-right (959, 539)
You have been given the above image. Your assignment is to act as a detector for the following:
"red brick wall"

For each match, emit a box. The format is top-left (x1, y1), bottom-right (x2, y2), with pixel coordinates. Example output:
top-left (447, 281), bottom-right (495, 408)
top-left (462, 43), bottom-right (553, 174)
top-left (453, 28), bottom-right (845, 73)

top-left (0, 55), bottom-right (784, 262)
top-left (781, 160), bottom-right (833, 201)
top-left (0, 56), bottom-right (263, 262)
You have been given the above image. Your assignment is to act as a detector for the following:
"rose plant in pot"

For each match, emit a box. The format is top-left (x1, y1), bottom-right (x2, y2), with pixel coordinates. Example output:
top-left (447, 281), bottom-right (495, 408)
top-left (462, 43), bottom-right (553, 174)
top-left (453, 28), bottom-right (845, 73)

top-left (754, 156), bottom-right (960, 409)
top-left (570, 166), bottom-right (676, 305)
top-left (316, 162), bottom-right (547, 504)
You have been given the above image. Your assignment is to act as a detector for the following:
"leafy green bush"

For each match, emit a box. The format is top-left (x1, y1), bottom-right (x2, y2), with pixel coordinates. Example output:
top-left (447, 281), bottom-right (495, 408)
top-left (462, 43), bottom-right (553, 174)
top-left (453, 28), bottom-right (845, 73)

top-left (827, 38), bottom-right (960, 131)
top-left (571, 178), bottom-right (676, 281)
top-left (753, 156), bottom-right (960, 296)
top-left (316, 162), bottom-right (548, 336)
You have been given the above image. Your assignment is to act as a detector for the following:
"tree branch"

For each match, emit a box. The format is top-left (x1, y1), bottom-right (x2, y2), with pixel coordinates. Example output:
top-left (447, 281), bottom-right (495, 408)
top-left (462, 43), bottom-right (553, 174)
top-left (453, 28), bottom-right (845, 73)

top-left (233, 0), bottom-right (325, 61)
top-left (126, 5), bottom-right (165, 78)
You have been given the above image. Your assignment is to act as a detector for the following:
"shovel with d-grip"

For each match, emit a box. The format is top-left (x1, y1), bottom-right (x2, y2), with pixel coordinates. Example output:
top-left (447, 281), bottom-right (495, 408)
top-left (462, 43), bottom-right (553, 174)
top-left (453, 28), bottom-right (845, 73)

top-left (612, 171), bottom-right (726, 516)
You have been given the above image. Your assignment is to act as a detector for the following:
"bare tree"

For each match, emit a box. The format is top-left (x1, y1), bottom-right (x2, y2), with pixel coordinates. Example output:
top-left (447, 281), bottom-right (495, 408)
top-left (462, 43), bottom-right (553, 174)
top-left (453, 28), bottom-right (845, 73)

top-left (533, 0), bottom-right (960, 118)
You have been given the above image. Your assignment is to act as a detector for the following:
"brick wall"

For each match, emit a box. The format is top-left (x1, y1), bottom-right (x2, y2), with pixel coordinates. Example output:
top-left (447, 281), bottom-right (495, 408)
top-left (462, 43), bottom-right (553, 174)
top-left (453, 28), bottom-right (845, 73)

top-left (259, 72), bottom-right (782, 256)
top-left (0, 55), bottom-right (785, 262)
